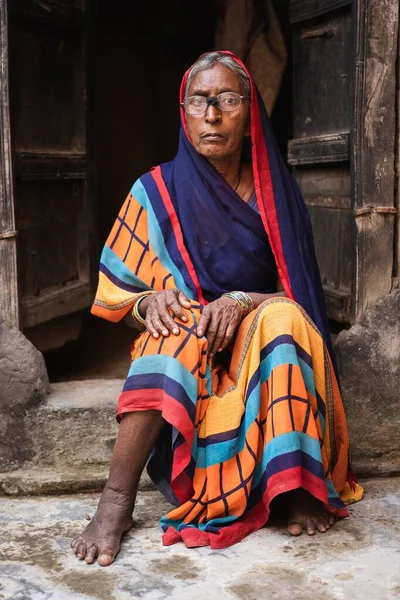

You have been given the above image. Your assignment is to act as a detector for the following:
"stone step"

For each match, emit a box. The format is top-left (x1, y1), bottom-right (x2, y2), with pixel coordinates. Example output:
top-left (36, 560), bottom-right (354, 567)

top-left (1, 379), bottom-right (155, 495)
top-left (24, 379), bottom-right (122, 470)
top-left (0, 464), bottom-right (155, 496)
top-left (2, 376), bottom-right (398, 497)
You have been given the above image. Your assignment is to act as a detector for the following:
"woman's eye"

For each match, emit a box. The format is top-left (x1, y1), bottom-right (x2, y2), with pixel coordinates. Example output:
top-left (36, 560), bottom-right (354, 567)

top-left (221, 96), bottom-right (236, 105)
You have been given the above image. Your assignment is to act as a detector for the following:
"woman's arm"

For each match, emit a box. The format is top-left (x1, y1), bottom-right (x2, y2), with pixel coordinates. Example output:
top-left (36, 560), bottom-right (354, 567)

top-left (247, 275), bottom-right (286, 309)
top-left (123, 295), bottom-right (154, 330)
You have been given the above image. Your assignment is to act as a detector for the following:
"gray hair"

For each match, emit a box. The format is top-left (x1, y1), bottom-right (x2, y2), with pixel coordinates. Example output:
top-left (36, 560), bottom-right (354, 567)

top-left (185, 52), bottom-right (250, 98)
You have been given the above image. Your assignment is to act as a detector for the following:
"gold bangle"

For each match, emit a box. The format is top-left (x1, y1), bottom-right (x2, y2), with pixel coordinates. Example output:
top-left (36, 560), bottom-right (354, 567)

top-left (131, 291), bottom-right (155, 327)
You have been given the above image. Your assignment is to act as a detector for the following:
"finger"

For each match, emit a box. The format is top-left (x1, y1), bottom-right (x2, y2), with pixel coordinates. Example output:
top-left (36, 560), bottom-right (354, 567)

top-left (158, 300), bottom-right (180, 334)
top-left (145, 312), bottom-right (160, 338)
top-left (168, 297), bottom-right (188, 322)
top-left (207, 317), bottom-right (224, 358)
top-left (151, 311), bottom-right (170, 337)
top-left (197, 309), bottom-right (211, 337)
top-left (217, 322), bottom-right (237, 352)
top-left (178, 290), bottom-right (192, 308)
top-left (209, 327), bottom-right (225, 357)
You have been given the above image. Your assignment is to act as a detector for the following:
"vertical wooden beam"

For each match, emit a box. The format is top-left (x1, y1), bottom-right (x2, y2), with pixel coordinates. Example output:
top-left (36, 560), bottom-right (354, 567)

top-left (352, 0), bottom-right (398, 320)
top-left (0, 1), bottom-right (19, 327)
top-left (395, 13), bottom-right (400, 284)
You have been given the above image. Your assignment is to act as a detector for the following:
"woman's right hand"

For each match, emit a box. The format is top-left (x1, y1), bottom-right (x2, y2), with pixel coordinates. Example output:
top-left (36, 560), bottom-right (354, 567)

top-left (142, 289), bottom-right (192, 338)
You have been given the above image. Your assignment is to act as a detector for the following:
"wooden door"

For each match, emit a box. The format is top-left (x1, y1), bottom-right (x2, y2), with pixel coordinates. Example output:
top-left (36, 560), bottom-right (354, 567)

top-left (288, 0), bottom-right (397, 324)
top-left (6, 0), bottom-right (94, 329)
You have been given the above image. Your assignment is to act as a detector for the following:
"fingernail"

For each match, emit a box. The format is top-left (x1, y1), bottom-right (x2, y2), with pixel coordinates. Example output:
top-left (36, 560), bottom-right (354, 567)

top-left (182, 316), bottom-right (188, 322)
top-left (218, 347), bottom-right (223, 352)
top-left (173, 328), bottom-right (179, 335)
top-left (197, 329), bottom-right (203, 336)
top-left (162, 329), bottom-right (168, 336)
top-left (153, 333), bottom-right (159, 338)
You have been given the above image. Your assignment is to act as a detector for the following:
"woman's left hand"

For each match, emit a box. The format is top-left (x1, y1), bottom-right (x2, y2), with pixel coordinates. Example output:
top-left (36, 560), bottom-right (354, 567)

top-left (197, 296), bottom-right (243, 358)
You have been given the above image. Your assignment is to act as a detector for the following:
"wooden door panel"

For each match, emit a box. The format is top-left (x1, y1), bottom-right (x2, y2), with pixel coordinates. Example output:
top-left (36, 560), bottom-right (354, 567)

top-left (8, 0), bottom-right (92, 329)
top-left (288, 0), bottom-right (353, 322)
top-left (9, 19), bottom-right (85, 153)
top-left (293, 10), bottom-right (351, 140)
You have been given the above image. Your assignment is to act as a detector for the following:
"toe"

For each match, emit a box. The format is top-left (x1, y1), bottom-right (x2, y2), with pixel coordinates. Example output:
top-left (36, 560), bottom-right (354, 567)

top-left (76, 542), bottom-right (87, 559)
top-left (85, 545), bottom-right (98, 564)
top-left (98, 552), bottom-right (116, 567)
top-left (287, 522), bottom-right (303, 536)
top-left (305, 519), bottom-right (316, 536)
top-left (71, 537), bottom-right (81, 551)
top-left (317, 522), bottom-right (327, 533)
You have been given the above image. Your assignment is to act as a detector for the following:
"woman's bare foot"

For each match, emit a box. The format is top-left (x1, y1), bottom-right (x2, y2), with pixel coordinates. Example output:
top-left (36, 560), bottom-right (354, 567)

top-left (71, 487), bottom-right (135, 566)
top-left (286, 489), bottom-right (335, 536)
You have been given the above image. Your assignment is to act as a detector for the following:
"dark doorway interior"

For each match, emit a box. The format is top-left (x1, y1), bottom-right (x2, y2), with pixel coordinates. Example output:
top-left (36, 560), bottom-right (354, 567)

top-left (45, 0), bottom-right (293, 382)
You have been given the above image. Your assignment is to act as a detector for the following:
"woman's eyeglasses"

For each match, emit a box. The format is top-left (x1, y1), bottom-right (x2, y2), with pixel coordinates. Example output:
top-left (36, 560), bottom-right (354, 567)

top-left (181, 92), bottom-right (249, 115)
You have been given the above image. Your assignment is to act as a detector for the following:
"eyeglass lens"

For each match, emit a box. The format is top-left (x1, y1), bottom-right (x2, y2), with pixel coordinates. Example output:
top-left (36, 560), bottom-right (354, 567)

top-left (184, 92), bottom-right (243, 114)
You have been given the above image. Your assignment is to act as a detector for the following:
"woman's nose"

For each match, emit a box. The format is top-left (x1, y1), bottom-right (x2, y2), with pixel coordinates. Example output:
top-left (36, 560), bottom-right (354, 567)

top-left (205, 105), bottom-right (222, 123)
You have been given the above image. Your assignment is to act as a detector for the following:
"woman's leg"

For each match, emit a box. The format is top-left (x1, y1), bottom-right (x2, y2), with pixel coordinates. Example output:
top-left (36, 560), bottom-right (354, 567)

top-left (71, 410), bottom-right (164, 566)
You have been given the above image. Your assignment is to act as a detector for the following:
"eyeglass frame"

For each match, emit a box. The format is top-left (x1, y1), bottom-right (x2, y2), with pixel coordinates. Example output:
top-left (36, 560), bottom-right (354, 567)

top-left (180, 92), bottom-right (250, 115)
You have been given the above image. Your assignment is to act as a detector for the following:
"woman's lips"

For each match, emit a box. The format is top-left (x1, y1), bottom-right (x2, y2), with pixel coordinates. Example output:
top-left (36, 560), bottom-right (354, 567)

top-left (200, 133), bottom-right (226, 141)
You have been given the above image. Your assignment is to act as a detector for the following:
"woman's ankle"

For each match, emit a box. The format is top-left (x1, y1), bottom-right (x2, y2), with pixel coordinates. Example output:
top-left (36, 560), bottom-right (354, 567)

top-left (99, 483), bottom-right (137, 512)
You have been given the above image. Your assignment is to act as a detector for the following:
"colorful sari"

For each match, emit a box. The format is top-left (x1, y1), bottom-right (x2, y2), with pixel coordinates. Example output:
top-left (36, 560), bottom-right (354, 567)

top-left (92, 52), bottom-right (362, 549)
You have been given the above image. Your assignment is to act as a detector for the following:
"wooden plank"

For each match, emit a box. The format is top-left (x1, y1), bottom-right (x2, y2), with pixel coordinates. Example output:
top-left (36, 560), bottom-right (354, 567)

top-left (9, 0), bottom-right (84, 31)
top-left (323, 284), bottom-right (351, 323)
top-left (21, 281), bottom-right (91, 328)
top-left (304, 195), bottom-right (351, 210)
top-left (0, 1), bottom-right (19, 327)
top-left (290, 0), bottom-right (351, 24)
top-left (14, 152), bottom-right (86, 181)
top-left (288, 133), bottom-right (349, 165)
top-left (351, 0), bottom-right (398, 319)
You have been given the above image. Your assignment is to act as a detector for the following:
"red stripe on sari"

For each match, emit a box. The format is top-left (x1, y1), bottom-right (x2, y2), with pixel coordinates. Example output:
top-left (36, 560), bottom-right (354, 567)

top-left (150, 166), bottom-right (206, 304)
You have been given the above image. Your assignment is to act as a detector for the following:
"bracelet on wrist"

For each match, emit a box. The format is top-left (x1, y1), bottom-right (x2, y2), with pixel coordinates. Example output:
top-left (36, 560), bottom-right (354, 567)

top-left (222, 291), bottom-right (254, 317)
top-left (131, 291), bottom-right (155, 327)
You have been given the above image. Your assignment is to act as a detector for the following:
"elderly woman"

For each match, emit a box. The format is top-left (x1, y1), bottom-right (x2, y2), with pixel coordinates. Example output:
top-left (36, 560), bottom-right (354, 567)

top-left (71, 51), bottom-right (362, 566)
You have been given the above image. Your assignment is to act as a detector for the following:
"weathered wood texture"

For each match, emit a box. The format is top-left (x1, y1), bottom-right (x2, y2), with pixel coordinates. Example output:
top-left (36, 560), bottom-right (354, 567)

top-left (8, 0), bottom-right (92, 329)
top-left (290, 0), bottom-right (398, 323)
top-left (290, 0), bottom-right (351, 24)
top-left (0, 1), bottom-right (19, 327)
top-left (352, 0), bottom-right (398, 319)
top-left (288, 133), bottom-right (349, 166)
top-left (289, 3), bottom-right (353, 322)
top-left (394, 12), bottom-right (400, 282)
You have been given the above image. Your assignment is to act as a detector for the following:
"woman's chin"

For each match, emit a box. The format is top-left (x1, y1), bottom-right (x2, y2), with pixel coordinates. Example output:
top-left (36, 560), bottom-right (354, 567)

top-left (197, 147), bottom-right (232, 162)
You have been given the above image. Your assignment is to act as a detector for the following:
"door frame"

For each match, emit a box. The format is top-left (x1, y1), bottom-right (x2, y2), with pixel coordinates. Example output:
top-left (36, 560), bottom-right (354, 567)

top-left (351, 0), bottom-right (398, 320)
top-left (0, 0), bottom-right (19, 327)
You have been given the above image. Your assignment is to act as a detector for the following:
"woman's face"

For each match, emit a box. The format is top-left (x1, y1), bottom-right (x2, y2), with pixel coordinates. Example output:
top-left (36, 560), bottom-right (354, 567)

top-left (184, 64), bottom-right (250, 163)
